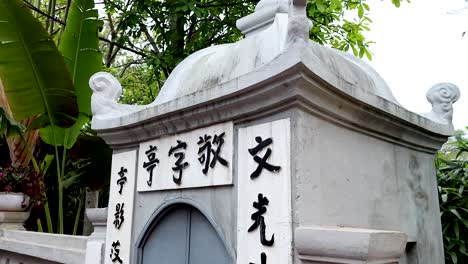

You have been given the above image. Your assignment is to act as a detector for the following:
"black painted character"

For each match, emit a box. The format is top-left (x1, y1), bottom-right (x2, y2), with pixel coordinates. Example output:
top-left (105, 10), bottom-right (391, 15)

top-left (248, 193), bottom-right (274, 246)
top-left (168, 140), bottom-right (189, 185)
top-left (197, 132), bottom-right (228, 174)
top-left (113, 203), bottom-right (124, 229)
top-left (248, 137), bottom-right (281, 179)
top-left (110, 240), bottom-right (123, 263)
top-left (249, 252), bottom-right (267, 264)
top-left (143, 145), bottom-right (159, 186)
top-left (116, 167), bottom-right (128, 195)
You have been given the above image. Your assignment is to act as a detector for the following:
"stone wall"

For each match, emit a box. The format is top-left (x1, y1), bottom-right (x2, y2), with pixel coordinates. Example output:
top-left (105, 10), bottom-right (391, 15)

top-left (0, 208), bottom-right (107, 264)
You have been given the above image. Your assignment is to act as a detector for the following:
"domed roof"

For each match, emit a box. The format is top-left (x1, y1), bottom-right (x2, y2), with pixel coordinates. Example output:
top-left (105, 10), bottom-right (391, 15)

top-left (151, 0), bottom-right (400, 106)
top-left (90, 0), bottom-right (459, 135)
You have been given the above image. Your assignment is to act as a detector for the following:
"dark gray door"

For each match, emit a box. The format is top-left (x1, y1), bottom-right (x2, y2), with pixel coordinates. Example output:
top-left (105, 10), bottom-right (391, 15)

top-left (141, 205), bottom-right (232, 264)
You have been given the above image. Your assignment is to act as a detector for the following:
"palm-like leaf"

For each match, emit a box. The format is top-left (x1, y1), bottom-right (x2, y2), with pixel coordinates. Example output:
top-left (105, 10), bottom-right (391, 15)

top-left (0, 0), bottom-right (78, 129)
top-left (59, 0), bottom-right (102, 116)
top-left (40, 0), bottom-right (102, 149)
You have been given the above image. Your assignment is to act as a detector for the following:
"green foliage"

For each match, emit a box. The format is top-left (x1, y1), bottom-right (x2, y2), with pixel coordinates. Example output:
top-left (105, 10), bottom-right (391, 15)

top-left (0, 107), bottom-right (25, 139)
top-left (0, 0), bottom-right (105, 235)
top-left (41, 0), bottom-right (102, 149)
top-left (437, 131), bottom-right (468, 263)
top-left (308, 0), bottom-right (377, 59)
top-left (40, 113), bottom-right (90, 149)
top-left (0, 0), bottom-right (78, 129)
top-left (102, 0), bottom-right (407, 105)
top-left (59, 0), bottom-right (102, 116)
top-left (105, 65), bottom-right (160, 105)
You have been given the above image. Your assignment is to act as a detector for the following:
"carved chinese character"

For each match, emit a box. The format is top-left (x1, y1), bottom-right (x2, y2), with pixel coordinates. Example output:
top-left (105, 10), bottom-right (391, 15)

top-left (248, 193), bottom-right (274, 246)
top-left (248, 137), bottom-right (281, 179)
top-left (197, 132), bottom-right (228, 174)
top-left (168, 140), bottom-right (189, 185)
top-left (143, 145), bottom-right (159, 186)
top-left (116, 167), bottom-right (128, 195)
top-left (110, 240), bottom-right (123, 263)
top-left (249, 252), bottom-right (267, 264)
top-left (113, 203), bottom-right (124, 229)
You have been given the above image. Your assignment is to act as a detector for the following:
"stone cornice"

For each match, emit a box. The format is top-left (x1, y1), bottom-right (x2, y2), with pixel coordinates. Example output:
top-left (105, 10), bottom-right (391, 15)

top-left (93, 47), bottom-right (451, 152)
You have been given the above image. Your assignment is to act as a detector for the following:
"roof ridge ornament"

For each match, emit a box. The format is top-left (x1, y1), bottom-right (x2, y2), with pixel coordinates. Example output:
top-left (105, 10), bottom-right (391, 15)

top-left (421, 83), bottom-right (461, 126)
top-left (89, 72), bottom-right (144, 119)
top-left (236, 0), bottom-right (289, 36)
top-left (286, 0), bottom-right (311, 45)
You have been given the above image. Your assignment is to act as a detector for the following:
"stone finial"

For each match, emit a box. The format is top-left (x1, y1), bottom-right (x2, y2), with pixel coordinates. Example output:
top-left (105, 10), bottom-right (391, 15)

top-left (255, 0), bottom-right (289, 12)
top-left (287, 0), bottom-right (312, 45)
top-left (422, 83), bottom-right (461, 124)
top-left (236, 0), bottom-right (289, 36)
top-left (90, 72), bottom-right (122, 102)
top-left (89, 72), bottom-right (144, 119)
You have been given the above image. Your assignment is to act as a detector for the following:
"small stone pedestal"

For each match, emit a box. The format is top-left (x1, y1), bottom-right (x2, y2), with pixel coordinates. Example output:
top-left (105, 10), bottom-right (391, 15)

top-left (85, 208), bottom-right (107, 264)
top-left (0, 212), bottom-right (29, 230)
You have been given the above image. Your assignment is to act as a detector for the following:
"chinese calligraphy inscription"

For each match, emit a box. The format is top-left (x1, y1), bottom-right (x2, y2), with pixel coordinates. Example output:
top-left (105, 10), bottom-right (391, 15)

top-left (106, 150), bottom-right (137, 264)
top-left (237, 119), bottom-right (292, 264)
top-left (110, 240), bottom-right (123, 263)
top-left (116, 167), bottom-right (127, 194)
top-left (249, 137), bottom-right (281, 179)
top-left (168, 140), bottom-right (189, 184)
top-left (138, 122), bottom-right (233, 191)
top-left (197, 132), bottom-right (228, 175)
top-left (249, 252), bottom-right (267, 264)
top-left (248, 193), bottom-right (274, 246)
top-left (113, 203), bottom-right (125, 229)
top-left (143, 145), bottom-right (159, 186)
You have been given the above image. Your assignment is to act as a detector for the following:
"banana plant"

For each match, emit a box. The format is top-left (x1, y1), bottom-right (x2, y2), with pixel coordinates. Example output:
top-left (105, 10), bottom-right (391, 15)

top-left (0, 0), bottom-right (78, 128)
top-left (0, 0), bottom-right (102, 234)
top-left (40, 0), bottom-right (102, 234)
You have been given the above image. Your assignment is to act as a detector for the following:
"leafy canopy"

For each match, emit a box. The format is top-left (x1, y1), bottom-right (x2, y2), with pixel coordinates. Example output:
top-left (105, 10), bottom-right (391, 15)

top-left (102, 0), bottom-right (406, 105)
top-left (437, 131), bottom-right (468, 264)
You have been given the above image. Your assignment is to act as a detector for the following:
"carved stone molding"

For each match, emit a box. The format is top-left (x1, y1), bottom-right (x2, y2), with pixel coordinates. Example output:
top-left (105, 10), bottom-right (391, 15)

top-left (295, 226), bottom-right (407, 264)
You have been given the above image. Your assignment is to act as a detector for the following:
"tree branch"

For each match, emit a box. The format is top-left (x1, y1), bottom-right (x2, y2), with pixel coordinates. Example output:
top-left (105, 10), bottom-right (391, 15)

top-left (99, 37), bottom-right (147, 57)
top-left (24, 1), bottom-right (65, 25)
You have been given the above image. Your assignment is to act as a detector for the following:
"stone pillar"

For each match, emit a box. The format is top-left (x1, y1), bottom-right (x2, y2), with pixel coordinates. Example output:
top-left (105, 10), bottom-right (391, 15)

top-left (83, 190), bottom-right (100, 236)
top-left (0, 212), bottom-right (28, 230)
top-left (85, 208), bottom-right (107, 264)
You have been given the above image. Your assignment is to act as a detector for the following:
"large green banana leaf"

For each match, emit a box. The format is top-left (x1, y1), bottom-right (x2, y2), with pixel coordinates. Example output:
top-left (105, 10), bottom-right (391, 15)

top-left (59, 0), bottom-right (102, 116)
top-left (40, 0), bottom-right (102, 148)
top-left (0, 0), bottom-right (78, 129)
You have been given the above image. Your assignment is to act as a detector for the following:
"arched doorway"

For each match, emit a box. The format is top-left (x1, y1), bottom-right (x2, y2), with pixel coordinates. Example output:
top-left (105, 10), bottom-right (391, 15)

top-left (139, 204), bottom-right (232, 264)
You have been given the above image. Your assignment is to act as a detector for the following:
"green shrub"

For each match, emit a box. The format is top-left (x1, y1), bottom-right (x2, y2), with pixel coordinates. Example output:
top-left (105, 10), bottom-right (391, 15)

top-left (437, 130), bottom-right (468, 263)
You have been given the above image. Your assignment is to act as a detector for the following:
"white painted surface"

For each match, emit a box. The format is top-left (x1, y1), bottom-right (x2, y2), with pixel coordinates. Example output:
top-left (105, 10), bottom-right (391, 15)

top-left (295, 226), bottom-right (407, 263)
top-left (137, 122), bottom-right (233, 192)
top-left (0, 229), bottom-right (87, 264)
top-left (105, 150), bottom-right (137, 264)
top-left (0, 192), bottom-right (29, 212)
top-left (237, 119), bottom-right (292, 264)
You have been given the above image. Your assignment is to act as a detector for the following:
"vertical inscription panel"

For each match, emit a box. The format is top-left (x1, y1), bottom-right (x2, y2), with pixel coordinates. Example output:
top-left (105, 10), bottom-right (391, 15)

top-left (137, 122), bottom-right (233, 192)
top-left (106, 150), bottom-right (137, 264)
top-left (237, 119), bottom-right (292, 264)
